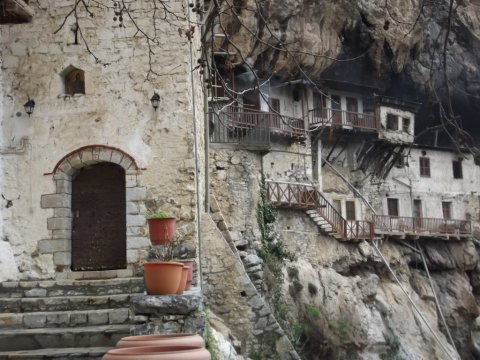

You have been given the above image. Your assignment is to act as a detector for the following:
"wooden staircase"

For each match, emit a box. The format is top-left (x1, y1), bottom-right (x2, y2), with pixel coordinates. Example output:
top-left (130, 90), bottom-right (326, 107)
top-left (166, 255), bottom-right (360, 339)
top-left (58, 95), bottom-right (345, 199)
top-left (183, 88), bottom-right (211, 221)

top-left (266, 180), bottom-right (373, 241)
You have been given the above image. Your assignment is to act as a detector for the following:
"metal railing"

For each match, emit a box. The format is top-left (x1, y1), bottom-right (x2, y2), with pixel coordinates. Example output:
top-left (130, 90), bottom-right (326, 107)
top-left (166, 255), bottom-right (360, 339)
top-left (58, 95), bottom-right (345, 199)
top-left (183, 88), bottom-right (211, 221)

top-left (209, 106), bottom-right (306, 141)
top-left (266, 180), bottom-right (373, 241)
top-left (373, 215), bottom-right (472, 236)
top-left (308, 108), bottom-right (377, 132)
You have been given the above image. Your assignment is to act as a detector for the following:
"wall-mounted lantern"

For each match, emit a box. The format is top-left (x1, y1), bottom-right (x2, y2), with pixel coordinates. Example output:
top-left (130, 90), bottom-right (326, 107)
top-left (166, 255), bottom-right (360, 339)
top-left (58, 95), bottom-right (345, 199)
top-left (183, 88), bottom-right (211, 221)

top-left (24, 98), bottom-right (35, 117)
top-left (150, 92), bottom-right (160, 111)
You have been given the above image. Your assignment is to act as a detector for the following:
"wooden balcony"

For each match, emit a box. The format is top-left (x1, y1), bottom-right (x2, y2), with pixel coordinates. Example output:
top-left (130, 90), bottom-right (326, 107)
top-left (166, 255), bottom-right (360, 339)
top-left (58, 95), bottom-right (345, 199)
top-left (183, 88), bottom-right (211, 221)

top-left (209, 106), bottom-right (306, 145)
top-left (308, 108), bottom-right (377, 132)
top-left (373, 215), bottom-right (472, 239)
top-left (266, 180), bottom-right (373, 241)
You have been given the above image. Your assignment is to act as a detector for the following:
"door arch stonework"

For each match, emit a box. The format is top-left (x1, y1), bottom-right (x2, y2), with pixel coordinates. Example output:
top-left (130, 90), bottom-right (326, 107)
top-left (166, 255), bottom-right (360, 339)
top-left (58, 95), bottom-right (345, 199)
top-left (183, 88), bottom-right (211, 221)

top-left (39, 145), bottom-right (148, 276)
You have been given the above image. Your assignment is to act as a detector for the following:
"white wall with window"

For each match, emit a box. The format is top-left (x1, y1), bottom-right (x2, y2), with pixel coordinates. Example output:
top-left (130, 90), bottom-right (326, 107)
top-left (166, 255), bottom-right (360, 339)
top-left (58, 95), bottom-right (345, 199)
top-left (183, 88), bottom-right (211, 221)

top-left (378, 105), bottom-right (415, 143)
top-left (379, 147), bottom-right (480, 222)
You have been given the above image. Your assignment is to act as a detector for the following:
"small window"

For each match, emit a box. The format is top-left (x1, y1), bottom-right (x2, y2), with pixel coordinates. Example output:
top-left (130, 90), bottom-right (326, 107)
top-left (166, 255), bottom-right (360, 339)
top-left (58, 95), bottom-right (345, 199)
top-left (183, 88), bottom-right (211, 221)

top-left (419, 157), bottom-right (430, 177)
top-left (387, 198), bottom-right (399, 217)
top-left (452, 160), bottom-right (463, 179)
top-left (442, 202), bottom-right (452, 220)
top-left (270, 98), bottom-right (280, 113)
top-left (402, 118), bottom-right (411, 133)
top-left (346, 201), bottom-right (356, 220)
top-left (386, 114), bottom-right (398, 130)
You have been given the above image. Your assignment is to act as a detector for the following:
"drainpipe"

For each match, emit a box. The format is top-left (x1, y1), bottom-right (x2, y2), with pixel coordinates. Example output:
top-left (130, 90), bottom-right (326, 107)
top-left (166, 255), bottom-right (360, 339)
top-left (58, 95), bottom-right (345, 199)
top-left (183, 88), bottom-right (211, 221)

top-left (187, 2), bottom-right (203, 286)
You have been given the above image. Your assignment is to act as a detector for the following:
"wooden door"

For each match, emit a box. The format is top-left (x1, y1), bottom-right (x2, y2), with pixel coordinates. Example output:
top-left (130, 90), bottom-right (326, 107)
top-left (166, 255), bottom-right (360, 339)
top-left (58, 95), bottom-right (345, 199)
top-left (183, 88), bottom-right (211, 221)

top-left (71, 163), bottom-right (126, 271)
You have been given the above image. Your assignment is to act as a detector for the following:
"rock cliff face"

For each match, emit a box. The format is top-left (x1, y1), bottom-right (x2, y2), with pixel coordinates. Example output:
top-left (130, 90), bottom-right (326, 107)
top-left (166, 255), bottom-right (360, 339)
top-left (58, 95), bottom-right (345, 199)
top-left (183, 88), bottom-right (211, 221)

top-left (216, 0), bottom-right (480, 138)
top-left (204, 148), bottom-right (480, 360)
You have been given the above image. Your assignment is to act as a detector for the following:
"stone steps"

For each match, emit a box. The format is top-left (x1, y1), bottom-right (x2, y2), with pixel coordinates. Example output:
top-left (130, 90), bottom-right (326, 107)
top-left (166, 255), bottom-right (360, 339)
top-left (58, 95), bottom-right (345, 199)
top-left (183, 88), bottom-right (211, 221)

top-left (0, 346), bottom-right (110, 359)
top-left (0, 308), bottom-right (132, 329)
top-left (0, 277), bottom-right (144, 298)
top-left (0, 294), bottom-right (135, 313)
top-left (0, 277), bottom-right (146, 357)
top-left (0, 325), bottom-right (131, 352)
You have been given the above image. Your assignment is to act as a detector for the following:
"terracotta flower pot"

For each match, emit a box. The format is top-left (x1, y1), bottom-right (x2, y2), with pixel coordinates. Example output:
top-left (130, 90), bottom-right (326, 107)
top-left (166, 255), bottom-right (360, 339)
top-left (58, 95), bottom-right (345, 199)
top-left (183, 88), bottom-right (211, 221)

top-left (116, 333), bottom-right (205, 349)
top-left (147, 217), bottom-right (176, 245)
top-left (180, 260), bottom-right (194, 290)
top-left (176, 266), bottom-right (189, 295)
top-left (143, 262), bottom-right (184, 295)
top-left (102, 345), bottom-right (210, 360)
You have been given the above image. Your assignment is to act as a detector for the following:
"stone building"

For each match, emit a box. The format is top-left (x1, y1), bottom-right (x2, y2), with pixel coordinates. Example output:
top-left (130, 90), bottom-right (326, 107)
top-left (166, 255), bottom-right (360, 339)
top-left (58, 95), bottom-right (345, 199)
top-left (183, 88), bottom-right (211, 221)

top-left (0, 0), bottom-right (204, 281)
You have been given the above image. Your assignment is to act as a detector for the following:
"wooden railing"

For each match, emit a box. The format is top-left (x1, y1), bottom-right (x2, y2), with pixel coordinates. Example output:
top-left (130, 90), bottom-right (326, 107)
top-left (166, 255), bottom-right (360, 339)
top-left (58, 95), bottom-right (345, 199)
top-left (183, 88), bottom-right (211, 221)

top-left (209, 111), bottom-right (270, 148)
top-left (266, 180), bottom-right (373, 241)
top-left (308, 108), bottom-right (377, 132)
top-left (373, 215), bottom-right (472, 236)
top-left (209, 106), bottom-right (306, 140)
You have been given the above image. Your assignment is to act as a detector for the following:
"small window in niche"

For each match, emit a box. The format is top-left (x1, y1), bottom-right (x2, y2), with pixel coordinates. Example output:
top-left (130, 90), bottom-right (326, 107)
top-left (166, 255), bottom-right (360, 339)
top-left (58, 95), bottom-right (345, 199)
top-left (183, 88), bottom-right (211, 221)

top-left (62, 67), bottom-right (85, 95)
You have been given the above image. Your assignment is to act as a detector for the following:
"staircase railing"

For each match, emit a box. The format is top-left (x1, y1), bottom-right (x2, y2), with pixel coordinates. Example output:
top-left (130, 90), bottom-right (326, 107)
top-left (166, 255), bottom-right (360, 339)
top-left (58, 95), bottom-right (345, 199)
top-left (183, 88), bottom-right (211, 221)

top-left (266, 180), bottom-right (373, 240)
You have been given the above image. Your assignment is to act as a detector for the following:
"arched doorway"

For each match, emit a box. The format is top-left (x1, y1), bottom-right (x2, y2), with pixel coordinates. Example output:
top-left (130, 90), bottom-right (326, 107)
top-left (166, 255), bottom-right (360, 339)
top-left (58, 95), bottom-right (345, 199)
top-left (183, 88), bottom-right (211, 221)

top-left (71, 162), bottom-right (126, 271)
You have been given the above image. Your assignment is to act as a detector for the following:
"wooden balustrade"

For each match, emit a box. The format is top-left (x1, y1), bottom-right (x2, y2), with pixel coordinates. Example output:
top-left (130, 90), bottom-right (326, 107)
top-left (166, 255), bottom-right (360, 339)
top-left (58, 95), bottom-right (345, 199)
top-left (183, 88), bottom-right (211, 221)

top-left (308, 108), bottom-right (377, 132)
top-left (209, 106), bottom-right (306, 140)
top-left (266, 180), bottom-right (373, 241)
top-left (373, 215), bottom-right (472, 236)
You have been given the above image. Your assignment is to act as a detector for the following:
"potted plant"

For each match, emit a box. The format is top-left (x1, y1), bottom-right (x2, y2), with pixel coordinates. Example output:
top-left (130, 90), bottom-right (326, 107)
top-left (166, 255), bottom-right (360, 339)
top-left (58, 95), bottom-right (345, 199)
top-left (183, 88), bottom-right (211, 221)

top-left (143, 241), bottom-right (188, 295)
top-left (146, 211), bottom-right (176, 245)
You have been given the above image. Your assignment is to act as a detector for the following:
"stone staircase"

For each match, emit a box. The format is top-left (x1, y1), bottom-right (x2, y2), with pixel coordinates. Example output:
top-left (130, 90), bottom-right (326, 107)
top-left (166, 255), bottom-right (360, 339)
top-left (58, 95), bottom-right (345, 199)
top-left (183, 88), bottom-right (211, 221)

top-left (0, 277), bottom-right (145, 359)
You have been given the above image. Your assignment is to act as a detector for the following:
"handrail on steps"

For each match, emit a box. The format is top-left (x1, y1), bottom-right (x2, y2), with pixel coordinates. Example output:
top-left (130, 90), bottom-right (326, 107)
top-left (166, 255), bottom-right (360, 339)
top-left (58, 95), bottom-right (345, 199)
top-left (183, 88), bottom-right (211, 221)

top-left (265, 180), bottom-right (373, 240)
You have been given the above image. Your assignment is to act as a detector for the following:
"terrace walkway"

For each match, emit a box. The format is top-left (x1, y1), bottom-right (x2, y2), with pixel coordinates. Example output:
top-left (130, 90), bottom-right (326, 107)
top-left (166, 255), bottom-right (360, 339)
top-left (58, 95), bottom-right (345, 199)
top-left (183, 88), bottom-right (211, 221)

top-left (373, 215), bottom-right (471, 239)
top-left (265, 181), bottom-right (472, 241)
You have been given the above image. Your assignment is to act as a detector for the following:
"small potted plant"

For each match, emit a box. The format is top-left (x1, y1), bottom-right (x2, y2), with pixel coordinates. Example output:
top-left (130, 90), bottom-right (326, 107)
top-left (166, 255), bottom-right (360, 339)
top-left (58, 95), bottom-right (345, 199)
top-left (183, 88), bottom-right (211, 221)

top-left (143, 241), bottom-right (189, 295)
top-left (146, 211), bottom-right (176, 245)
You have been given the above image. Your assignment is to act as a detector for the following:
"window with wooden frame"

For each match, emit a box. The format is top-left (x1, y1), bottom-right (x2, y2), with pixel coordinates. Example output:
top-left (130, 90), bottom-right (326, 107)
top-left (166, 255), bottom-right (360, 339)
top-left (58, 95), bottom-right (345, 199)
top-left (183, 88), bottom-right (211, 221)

top-left (419, 157), bottom-right (430, 177)
top-left (442, 201), bottom-right (452, 220)
top-left (386, 114), bottom-right (398, 130)
top-left (452, 159), bottom-right (463, 179)
top-left (387, 198), bottom-right (399, 217)
top-left (345, 201), bottom-right (356, 220)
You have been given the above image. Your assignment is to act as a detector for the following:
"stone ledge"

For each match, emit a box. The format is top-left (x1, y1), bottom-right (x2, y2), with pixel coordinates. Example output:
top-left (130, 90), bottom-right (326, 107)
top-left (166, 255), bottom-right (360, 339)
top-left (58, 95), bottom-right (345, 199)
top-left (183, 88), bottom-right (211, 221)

top-left (131, 288), bottom-right (202, 316)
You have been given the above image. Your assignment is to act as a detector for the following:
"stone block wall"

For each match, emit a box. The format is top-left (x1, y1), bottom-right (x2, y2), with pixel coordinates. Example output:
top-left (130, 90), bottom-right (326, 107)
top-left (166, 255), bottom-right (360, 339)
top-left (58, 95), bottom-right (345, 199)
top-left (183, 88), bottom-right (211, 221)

top-left (0, 1), bottom-right (205, 280)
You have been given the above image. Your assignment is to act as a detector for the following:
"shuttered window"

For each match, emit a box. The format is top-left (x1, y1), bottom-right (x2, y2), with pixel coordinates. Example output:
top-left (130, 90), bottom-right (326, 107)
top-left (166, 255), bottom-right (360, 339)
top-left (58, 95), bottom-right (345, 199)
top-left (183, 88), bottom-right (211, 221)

top-left (419, 157), bottom-right (430, 177)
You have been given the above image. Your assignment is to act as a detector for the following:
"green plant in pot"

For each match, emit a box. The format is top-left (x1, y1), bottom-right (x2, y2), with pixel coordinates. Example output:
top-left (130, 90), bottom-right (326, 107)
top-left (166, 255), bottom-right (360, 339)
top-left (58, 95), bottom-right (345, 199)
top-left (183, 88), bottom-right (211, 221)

top-left (143, 240), bottom-right (188, 295)
top-left (146, 211), bottom-right (176, 245)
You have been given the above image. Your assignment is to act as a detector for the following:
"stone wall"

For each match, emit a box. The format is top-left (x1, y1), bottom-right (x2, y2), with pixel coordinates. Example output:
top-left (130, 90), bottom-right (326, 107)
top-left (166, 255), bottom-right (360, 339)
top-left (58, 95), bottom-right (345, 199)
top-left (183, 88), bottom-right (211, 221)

top-left (0, 1), bottom-right (204, 280)
top-left (201, 213), bottom-right (299, 360)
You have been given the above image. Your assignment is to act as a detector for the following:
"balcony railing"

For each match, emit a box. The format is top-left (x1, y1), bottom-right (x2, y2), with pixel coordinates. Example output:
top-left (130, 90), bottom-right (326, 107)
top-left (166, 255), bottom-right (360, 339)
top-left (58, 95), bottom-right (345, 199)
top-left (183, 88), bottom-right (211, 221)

top-left (266, 180), bottom-right (373, 241)
top-left (373, 215), bottom-right (472, 236)
top-left (308, 108), bottom-right (377, 132)
top-left (209, 106), bottom-right (306, 141)
top-left (209, 111), bottom-right (270, 149)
